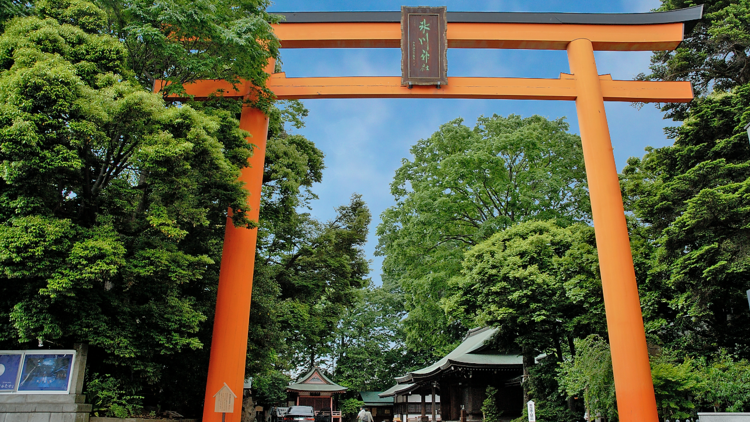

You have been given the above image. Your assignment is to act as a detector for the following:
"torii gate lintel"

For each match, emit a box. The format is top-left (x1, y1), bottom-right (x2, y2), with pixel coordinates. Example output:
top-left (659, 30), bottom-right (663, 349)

top-left (172, 73), bottom-right (693, 102)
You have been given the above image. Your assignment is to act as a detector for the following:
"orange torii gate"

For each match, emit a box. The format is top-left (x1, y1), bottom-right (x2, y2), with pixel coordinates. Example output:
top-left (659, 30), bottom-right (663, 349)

top-left (158, 6), bottom-right (702, 422)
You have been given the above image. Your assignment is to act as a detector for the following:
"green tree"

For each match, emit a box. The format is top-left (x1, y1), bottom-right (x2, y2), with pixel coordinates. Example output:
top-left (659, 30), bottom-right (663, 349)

top-left (621, 85), bottom-right (750, 357)
top-left (644, 0), bottom-right (750, 118)
top-left (694, 352), bottom-right (750, 412)
top-left (444, 221), bottom-right (605, 418)
top-left (340, 398), bottom-right (365, 422)
top-left (481, 386), bottom-right (502, 422)
top-left (93, 0), bottom-right (279, 100)
top-left (650, 354), bottom-right (700, 420)
top-left (154, 99), bottom-right (327, 413)
top-left (0, 0), bottom-right (372, 416)
top-left (0, 0), bottom-right (253, 402)
top-left (623, 0), bottom-right (750, 359)
top-left (278, 194), bottom-right (372, 369)
top-left (377, 114), bottom-right (590, 360)
top-left (525, 356), bottom-right (579, 422)
top-left (253, 370), bottom-right (291, 409)
top-left (557, 335), bottom-right (617, 422)
top-left (0, 0), bottom-right (32, 26)
top-left (85, 373), bottom-right (144, 418)
top-left (445, 220), bottom-right (605, 406)
top-left (244, 99), bottom-right (325, 375)
top-left (332, 284), bottom-right (431, 392)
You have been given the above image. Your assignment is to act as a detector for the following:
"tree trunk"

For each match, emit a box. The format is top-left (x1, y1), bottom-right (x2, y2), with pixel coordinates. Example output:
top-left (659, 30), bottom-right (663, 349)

top-left (522, 347), bottom-right (534, 403)
top-left (568, 335), bottom-right (576, 359)
top-left (554, 335), bottom-right (564, 362)
top-left (567, 397), bottom-right (576, 413)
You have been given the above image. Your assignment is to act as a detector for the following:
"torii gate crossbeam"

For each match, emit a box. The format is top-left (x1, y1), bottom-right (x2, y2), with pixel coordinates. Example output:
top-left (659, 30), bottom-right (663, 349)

top-left (157, 6), bottom-right (703, 422)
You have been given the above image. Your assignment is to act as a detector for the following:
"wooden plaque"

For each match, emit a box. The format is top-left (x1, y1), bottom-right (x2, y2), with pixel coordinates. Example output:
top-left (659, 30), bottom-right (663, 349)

top-left (214, 383), bottom-right (236, 413)
top-left (401, 6), bottom-right (448, 86)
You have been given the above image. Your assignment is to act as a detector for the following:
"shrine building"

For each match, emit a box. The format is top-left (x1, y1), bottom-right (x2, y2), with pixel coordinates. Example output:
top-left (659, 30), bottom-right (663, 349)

top-left (287, 367), bottom-right (347, 422)
top-left (381, 327), bottom-right (524, 422)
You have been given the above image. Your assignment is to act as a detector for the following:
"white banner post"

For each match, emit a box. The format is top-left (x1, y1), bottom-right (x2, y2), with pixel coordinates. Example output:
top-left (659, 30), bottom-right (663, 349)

top-left (527, 400), bottom-right (536, 422)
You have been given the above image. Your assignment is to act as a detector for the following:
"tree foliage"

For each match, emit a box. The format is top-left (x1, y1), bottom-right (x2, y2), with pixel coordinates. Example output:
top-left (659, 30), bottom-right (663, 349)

top-left (625, 10), bottom-right (750, 357)
top-left (445, 220), bottom-right (605, 419)
top-left (612, 0), bottom-right (750, 416)
top-left (695, 352), bottom-right (750, 412)
top-left (445, 221), bottom-right (605, 363)
top-left (377, 114), bottom-right (590, 359)
top-left (650, 354), bottom-right (700, 420)
top-left (0, 0), bottom-right (373, 416)
top-left (332, 284), bottom-right (431, 392)
top-left (252, 370), bottom-right (291, 409)
top-left (557, 335), bottom-right (617, 422)
top-left (0, 0), bottom-right (32, 26)
top-left (340, 398), bottom-right (365, 422)
top-left (0, 5), bottom-right (253, 386)
top-left (95, 0), bottom-right (279, 102)
top-left (644, 0), bottom-right (750, 117)
top-left (481, 386), bottom-right (503, 422)
top-left (274, 194), bottom-right (372, 370)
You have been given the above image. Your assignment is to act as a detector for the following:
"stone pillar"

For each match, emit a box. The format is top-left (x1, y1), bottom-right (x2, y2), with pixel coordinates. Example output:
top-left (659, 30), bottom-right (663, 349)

top-left (69, 343), bottom-right (88, 395)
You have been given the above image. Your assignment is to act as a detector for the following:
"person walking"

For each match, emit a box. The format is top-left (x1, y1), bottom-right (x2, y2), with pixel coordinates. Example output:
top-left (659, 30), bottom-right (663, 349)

top-left (364, 408), bottom-right (374, 422)
top-left (357, 407), bottom-right (367, 422)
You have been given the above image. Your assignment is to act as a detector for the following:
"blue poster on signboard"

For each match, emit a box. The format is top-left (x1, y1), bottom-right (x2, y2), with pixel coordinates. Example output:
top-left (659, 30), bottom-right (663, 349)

top-left (0, 354), bottom-right (22, 390)
top-left (17, 354), bottom-right (73, 392)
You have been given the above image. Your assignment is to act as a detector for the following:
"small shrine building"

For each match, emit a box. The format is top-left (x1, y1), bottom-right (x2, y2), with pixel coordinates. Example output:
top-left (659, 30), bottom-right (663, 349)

top-left (381, 327), bottom-right (524, 422)
top-left (360, 391), bottom-right (395, 422)
top-left (287, 367), bottom-right (347, 422)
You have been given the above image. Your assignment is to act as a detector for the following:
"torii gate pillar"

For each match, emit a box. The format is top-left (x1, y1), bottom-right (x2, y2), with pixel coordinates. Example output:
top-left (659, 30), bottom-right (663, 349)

top-left (202, 96), bottom-right (270, 422)
top-left (568, 38), bottom-right (658, 421)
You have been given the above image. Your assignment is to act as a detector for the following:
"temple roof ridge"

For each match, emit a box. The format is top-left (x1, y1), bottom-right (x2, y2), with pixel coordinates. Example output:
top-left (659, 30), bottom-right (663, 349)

top-left (287, 366), bottom-right (347, 393)
top-left (385, 327), bottom-right (523, 388)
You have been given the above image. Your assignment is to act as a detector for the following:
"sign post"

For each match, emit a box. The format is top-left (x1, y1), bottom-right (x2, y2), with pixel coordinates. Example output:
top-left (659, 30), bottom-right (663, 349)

top-left (527, 400), bottom-right (536, 422)
top-left (214, 383), bottom-right (237, 422)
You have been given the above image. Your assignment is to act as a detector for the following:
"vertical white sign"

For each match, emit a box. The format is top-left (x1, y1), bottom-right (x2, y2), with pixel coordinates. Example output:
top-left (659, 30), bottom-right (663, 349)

top-left (527, 400), bottom-right (536, 422)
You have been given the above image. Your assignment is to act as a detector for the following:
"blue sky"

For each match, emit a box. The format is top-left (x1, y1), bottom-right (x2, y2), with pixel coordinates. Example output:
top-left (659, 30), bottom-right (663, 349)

top-left (265, 0), bottom-right (671, 285)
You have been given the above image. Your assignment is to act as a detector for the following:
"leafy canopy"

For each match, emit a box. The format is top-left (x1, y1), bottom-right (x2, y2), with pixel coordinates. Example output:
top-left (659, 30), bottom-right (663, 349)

top-left (0, 0), bottom-right (252, 400)
top-left (377, 114), bottom-right (590, 359)
top-left (445, 220), bottom-right (605, 360)
top-left (622, 73), bottom-right (750, 358)
top-left (96, 0), bottom-right (280, 102)
top-left (557, 335), bottom-right (617, 422)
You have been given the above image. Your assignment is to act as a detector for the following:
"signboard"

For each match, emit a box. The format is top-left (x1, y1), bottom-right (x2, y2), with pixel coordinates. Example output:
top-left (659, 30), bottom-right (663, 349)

top-left (214, 383), bottom-right (236, 413)
top-left (527, 400), bottom-right (536, 422)
top-left (0, 354), bottom-right (22, 391)
top-left (401, 6), bottom-right (448, 86)
top-left (17, 353), bottom-right (73, 392)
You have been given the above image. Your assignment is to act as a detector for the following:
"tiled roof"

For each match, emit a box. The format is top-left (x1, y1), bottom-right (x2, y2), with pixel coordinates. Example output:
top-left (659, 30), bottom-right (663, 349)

top-left (287, 367), bottom-right (347, 393)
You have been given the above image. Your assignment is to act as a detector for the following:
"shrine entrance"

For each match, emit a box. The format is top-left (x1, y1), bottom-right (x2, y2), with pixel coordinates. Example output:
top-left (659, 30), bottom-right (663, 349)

top-left (158, 6), bottom-right (703, 422)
